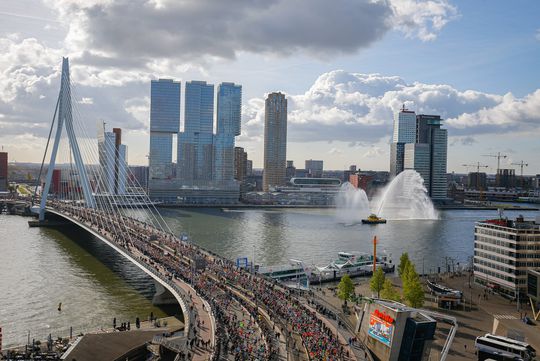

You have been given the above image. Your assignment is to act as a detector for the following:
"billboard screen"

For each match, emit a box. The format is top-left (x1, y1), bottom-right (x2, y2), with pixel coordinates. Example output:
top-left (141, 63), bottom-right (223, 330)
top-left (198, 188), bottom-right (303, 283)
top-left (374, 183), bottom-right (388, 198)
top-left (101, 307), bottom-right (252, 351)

top-left (368, 309), bottom-right (395, 347)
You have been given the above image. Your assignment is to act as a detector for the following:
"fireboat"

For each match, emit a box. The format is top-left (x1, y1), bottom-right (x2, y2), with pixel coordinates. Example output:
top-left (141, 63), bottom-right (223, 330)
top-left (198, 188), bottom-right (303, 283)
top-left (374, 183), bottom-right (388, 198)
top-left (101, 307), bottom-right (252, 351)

top-left (361, 213), bottom-right (387, 224)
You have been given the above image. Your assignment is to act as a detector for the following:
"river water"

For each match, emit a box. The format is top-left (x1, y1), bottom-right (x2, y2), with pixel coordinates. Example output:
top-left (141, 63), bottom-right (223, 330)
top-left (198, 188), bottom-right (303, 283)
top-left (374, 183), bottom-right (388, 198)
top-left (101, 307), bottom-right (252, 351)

top-left (1, 206), bottom-right (538, 347)
top-left (0, 215), bottom-right (168, 348)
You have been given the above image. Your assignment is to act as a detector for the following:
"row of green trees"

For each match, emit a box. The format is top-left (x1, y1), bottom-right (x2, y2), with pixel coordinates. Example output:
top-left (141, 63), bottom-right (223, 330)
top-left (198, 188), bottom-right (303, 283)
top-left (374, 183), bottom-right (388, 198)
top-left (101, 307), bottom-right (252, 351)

top-left (369, 253), bottom-right (425, 308)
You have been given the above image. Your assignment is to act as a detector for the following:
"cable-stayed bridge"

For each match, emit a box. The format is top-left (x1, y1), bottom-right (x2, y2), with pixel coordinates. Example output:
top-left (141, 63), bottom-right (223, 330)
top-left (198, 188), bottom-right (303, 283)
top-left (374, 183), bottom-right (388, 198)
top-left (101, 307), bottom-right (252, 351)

top-left (28, 58), bottom-right (364, 361)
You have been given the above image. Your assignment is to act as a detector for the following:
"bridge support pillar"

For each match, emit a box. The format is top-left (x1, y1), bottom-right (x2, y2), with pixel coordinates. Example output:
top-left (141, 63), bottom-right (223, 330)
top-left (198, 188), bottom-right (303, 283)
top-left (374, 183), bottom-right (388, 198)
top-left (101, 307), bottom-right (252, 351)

top-left (152, 281), bottom-right (178, 306)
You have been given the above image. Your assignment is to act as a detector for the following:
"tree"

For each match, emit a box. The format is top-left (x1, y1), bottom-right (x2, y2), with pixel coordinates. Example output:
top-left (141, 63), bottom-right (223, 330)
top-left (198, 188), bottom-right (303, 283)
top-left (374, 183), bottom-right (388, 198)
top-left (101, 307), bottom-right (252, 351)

top-left (398, 253), bottom-right (411, 277)
top-left (370, 267), bottom-right (385, 298)
top-left (338, 274), bottom-right (355, 301)
top-left (402, 262), bottom-right (425, 308)
top-left (380, 278), bottom-right (401, 302)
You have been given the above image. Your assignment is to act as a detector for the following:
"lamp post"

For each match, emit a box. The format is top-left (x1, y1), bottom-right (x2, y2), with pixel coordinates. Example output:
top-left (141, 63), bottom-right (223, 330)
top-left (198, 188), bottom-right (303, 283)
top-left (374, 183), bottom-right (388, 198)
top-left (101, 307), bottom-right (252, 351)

top-left (252, 244), bottom-right (256, 274)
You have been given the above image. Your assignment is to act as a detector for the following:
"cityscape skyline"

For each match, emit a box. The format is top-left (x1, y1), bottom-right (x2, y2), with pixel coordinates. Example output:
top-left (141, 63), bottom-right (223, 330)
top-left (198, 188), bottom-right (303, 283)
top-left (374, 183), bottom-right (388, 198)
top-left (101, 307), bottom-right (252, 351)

top-left (0, 1), bottom-right (539, 174)
top-left (2, 2), bottom-right (540, 358)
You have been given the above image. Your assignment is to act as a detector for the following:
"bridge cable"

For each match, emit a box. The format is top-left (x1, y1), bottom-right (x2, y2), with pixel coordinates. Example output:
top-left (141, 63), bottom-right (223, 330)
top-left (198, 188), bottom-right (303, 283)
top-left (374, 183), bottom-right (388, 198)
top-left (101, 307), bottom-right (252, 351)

top-left (33, 94), bottom-right (60, 206)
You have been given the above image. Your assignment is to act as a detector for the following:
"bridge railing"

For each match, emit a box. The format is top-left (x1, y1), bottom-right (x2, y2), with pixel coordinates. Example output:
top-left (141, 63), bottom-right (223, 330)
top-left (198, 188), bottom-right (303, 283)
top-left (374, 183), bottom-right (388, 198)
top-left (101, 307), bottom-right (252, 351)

top-left (48, 205), bottom-right (197, 340)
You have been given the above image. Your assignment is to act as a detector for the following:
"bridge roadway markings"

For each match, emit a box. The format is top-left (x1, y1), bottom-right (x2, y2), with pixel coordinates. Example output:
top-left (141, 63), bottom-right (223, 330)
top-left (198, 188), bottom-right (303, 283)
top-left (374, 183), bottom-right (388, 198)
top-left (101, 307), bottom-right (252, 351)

top-left (46, 208), bottom-right (214, 361)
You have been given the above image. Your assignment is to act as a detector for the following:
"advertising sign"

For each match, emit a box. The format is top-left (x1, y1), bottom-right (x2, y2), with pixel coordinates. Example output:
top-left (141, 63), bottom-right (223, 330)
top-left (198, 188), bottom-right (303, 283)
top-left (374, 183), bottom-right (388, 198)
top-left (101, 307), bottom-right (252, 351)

top-left (368, 309), bottom-right (394, 347)
top-left (236, 257), bottom-right (249, 268)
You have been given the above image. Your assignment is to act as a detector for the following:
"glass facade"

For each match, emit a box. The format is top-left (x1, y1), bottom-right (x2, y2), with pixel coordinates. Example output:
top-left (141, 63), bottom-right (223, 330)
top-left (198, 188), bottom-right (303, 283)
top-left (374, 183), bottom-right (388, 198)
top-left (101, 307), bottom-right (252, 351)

top-left (391, 109), bottom-right (416, 177)
top-left (178, 81), bottom-right (214, 182)
top-left (150, 79), bottom-right (180, 133)
top-left (149, 79), bottom-right (180, 182)
top-left (404, 143), bottom-right (431, 187)
top-left (214, 83), bottom-right (242, 183)
top-left (147, 79), bottom-right (241, 203)
top-left (150, 133), bottom-right (173, 179)
top-left (393, 110), bottom-right (416, 143)
top-left (430, 127), bottom-right (448, 200)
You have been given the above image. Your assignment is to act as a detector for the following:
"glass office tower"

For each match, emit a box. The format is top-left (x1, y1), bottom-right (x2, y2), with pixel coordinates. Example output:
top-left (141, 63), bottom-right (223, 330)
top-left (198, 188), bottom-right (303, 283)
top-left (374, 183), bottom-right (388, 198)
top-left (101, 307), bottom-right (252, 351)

top-left (149, 79), bottom-right (180, 181)
top-left (178, 81), bottom-right (214, 182)
top-left (214, 82), bottom-right (242, 184)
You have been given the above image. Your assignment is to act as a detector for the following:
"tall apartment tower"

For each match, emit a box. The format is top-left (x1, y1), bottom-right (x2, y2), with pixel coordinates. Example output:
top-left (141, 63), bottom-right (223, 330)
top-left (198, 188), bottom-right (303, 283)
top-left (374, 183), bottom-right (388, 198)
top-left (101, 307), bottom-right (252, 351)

top-left (234, 146), bottom-right (248, 181)
top-left (415, 114), bottom-right (448, 200)
top-left (390, 106), bottom-right (416, 177)
top-left (149, 79), bottom-right (180, 183)
top-left (178, 81), bottom-right (214, 182)
top-left (0, 151), bottom-right (7, 192)
top-left (263, 92), bottom-right (287, 191)
top-left (98, 124), bottom-right (127, 195)
top-left (214, 83), bottom-right (242, 184)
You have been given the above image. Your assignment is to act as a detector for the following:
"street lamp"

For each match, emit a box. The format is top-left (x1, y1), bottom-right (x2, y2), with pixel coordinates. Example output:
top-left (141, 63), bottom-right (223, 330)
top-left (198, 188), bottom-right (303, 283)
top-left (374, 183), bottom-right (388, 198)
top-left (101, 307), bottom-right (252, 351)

top-left (251, 244), bottom-right (256, 274)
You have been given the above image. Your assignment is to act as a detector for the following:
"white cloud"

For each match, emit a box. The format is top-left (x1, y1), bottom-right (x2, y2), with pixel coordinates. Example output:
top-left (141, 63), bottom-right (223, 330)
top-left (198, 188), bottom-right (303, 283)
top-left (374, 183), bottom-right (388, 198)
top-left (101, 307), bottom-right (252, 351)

top-left (38, 0), bottom-right (457, 70)
top-left (242, 70), bottom-right (540, 144)
top-left (78, 97), bottom-right (93, 104)
top-left (536, 29), bottom-right (540, 41)
top-left (390, 0), bottom-right (458, 41)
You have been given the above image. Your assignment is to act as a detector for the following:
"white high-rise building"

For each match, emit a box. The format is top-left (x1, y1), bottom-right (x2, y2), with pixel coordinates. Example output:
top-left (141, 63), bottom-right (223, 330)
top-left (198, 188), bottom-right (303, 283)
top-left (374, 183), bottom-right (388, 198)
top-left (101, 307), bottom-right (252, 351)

top-left (390, 107), bottom-right (416, 177)
top-left (392, 108), bottom-right (416, 143)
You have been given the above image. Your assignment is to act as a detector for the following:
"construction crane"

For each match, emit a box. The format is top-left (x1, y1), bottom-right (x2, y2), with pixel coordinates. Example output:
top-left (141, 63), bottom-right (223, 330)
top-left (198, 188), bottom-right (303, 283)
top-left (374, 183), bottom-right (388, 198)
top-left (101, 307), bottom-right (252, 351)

top-left (462, 162), bottom-right (489, 174)
top-left (462, 163), bottom-right (489, 200)
top-left (511, 161), bottom-right (529, 188)
top-left (482, 152), bottom-right (507, 175)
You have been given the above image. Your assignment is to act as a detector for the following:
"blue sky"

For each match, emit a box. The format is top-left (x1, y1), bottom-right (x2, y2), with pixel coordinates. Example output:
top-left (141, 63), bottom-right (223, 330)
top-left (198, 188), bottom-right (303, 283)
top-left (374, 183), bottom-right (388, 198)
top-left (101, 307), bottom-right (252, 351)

top-left (0, 0), bottom-right (539, 174)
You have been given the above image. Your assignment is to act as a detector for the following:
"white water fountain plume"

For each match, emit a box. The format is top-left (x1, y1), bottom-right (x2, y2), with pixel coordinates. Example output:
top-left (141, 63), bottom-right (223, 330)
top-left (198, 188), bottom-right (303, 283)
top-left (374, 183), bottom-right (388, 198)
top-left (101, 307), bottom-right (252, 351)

top-left (335, 182), bottom-right (370, 224)
top-left (334, 170), bottom-right (438, 222)
top-left (373, 170), bottom-right (438, 220)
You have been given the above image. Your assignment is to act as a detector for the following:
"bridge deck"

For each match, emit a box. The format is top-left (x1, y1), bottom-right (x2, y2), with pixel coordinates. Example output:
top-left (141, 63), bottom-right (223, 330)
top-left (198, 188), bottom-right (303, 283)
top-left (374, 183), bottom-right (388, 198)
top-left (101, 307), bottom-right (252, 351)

top-left (42, 202), bottom-right (365, 361)
top-left (46, 207), bottom-right (215, 361)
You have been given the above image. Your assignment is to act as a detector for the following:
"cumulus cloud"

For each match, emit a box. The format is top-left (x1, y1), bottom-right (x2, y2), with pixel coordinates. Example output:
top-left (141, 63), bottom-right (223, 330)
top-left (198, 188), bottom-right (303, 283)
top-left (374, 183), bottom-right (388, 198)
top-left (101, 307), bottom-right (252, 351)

top-left (241, 70), bottom-right (540, 143)
top-left (391, 0), bottom-right (458, 41)
top-left (42, 0), bottom-right (457, 67)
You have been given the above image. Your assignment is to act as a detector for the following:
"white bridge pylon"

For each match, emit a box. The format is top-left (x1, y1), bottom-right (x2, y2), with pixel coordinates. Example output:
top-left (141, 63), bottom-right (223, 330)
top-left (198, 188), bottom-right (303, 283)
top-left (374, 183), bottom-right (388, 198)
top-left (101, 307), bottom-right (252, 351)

top-left (38, 57), bottom-right (96, 220)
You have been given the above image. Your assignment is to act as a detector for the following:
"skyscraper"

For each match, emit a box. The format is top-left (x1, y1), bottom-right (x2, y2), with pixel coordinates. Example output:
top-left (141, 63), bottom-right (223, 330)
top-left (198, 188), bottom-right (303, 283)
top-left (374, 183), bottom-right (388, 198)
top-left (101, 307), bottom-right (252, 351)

top-left (149, 79), bottom-right (180, 183)
top-left (178, 81), bottom-right (214, 182)
top-left (415, 114), bottom-right (448, 200)
top-left (234, 146), bottom-right (248, 181)
top-left (390, 106), bottom-right (416, 177)
top-left (98, 124), bottom-right (127, 195)
top-left (214, 83), bottom-right (242, 183)
top-left (263, 92), bottom-right (287, 191)
top-left (404, 143), bottom-right (430, 186)
top-left (0, 151), bottom-right (7, 192)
